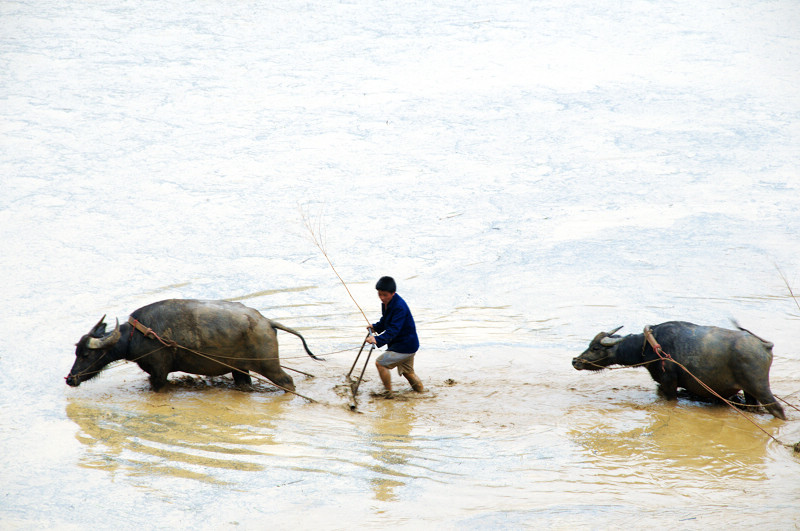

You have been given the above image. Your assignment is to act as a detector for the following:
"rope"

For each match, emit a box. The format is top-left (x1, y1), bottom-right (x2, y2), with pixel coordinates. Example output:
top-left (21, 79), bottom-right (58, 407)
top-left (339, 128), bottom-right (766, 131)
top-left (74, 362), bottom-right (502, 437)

top-left (217, 346), bottom-right (358, 361)
top-left (70, 319), bottom-right (363, 406)
top-left (168, 343), bottom-right (317, 402)
top-left (65, 350), bottom-right (111, 382)
top-left (127, 318), bottom-right (318, 402)
top-left (642, 326), bottom-right (792, 448)
top-left (66, 345), bottom-right (170, 381)
top-left (777, 395), bottom-right (800, 414)
top-left (579, 330), bottom-right (796, 448)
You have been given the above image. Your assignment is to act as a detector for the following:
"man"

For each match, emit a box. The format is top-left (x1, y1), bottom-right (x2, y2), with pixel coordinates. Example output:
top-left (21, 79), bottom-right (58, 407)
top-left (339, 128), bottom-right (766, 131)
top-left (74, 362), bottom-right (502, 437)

top-left (366, 276), bottom-right (423, 396)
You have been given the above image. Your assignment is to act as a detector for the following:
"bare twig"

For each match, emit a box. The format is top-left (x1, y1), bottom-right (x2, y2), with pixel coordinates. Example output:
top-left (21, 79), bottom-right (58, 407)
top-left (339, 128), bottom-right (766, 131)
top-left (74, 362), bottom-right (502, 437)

top-left (300, 205), bottom-right (371, 326)
top-left (775, 264), bottom-right (800, 313)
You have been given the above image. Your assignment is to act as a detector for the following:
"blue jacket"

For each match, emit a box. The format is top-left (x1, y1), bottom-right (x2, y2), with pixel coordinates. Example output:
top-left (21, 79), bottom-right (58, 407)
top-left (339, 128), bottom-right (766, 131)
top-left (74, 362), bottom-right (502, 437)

top-left (371, 294), bottom-right (419, 353)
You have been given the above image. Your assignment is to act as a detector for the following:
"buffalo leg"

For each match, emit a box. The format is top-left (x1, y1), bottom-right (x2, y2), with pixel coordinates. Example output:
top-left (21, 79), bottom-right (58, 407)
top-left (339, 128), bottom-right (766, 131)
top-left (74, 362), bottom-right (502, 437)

top-left (233, 370), bottom-right (252, 386)
top-left (743, 391), bottom-right (757, 406)
top-left (657, 370), bottom-right (679, 401)
top-left (744, 388), bottom-right (786, 420)
top-left (764, 399), bottom-right (787, 421)
top-left (149, 373), bottom-right (169, 391)
top-left (253, 365), bottom-right (295, 392)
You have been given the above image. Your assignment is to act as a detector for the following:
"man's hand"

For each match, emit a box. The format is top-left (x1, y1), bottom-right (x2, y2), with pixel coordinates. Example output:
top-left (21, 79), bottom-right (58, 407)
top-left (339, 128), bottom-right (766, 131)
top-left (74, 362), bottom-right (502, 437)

top-left (366, 335), bottom-right (377, 345)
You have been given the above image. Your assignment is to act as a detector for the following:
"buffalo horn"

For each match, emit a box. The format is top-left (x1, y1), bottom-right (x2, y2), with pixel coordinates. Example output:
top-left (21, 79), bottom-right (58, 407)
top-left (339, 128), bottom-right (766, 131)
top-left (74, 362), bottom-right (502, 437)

top-left (86, 318), bottom-right (121, 349)
top-left (600, 336), bottom-right (624, 347)
top-left (599, 326), bottom-right (624, 347)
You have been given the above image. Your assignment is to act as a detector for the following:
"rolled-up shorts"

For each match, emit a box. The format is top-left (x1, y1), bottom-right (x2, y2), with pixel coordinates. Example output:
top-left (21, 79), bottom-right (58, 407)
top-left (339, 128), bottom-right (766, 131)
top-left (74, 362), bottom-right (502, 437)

top-left (376, 350), bottom-right (416, 376)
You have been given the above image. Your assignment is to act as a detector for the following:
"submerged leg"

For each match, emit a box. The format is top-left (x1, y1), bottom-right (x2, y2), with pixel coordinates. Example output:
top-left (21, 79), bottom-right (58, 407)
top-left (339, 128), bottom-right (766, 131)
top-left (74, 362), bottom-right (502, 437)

top-left (254, 365), bottom-right (295, 393)
top-left (404, 371), bottom-right (424, 392)
top-left (657, 369), bottom-right (679, 400)
top-left (376, 361), bottom-right (392, 392)
top-left (233, 370), bottom-right (253, 387)
top-left (149, 373), bottom-right (169, 391)
top-left (743, 391), bottom-right (758, 406)
top-left (748, 390), bottom-right (786, 420)
top-left (741, 374), bottom-right (787, 420)
top-left (768, 402), bottom-right (787, 421)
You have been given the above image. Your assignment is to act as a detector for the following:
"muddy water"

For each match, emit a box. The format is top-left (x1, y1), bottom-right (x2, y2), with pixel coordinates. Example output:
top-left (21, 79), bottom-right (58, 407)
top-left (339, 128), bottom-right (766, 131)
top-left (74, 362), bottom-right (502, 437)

top-left (3, 0), bottom-right (800, 528)
top-left (51, 333), bottom-right (800, 528)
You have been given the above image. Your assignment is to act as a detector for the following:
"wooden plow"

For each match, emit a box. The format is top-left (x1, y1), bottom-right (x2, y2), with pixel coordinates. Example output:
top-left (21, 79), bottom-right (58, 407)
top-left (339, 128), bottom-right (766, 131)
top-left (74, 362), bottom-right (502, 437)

top-left (346, 332), bottom-right (375, 410)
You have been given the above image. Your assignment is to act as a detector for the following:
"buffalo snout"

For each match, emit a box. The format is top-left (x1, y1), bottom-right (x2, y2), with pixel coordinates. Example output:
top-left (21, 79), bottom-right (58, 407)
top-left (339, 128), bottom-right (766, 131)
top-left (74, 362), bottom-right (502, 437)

top-left (572, 356), bottom-right (596, 370)
top-left (572, 349), bottom-right (608, 371)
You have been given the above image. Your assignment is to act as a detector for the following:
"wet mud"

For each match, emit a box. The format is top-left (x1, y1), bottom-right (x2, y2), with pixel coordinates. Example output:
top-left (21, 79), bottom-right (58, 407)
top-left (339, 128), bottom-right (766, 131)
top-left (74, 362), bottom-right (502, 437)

top-left (52, 336), bottom-right (800, 528)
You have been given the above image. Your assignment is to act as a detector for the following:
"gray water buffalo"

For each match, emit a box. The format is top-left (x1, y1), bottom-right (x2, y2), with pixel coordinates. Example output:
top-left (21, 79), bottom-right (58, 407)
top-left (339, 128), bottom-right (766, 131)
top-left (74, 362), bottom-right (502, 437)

top-left (572, 321), bottom-right (786, 420)
top-left (66, 299), bottom-right (320, 392)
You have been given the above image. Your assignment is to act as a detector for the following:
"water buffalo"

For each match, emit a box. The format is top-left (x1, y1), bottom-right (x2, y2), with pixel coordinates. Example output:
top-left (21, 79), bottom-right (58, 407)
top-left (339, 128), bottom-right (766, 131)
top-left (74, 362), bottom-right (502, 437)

top-left (572, 321), bottom-right (786, 420)
top-left (66, 299), bottom-right (320, 393)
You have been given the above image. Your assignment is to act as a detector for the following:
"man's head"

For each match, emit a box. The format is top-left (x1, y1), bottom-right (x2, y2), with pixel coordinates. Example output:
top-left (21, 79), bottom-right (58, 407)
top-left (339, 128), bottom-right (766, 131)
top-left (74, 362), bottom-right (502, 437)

top-left (375, 276), bottom-right (396, 305)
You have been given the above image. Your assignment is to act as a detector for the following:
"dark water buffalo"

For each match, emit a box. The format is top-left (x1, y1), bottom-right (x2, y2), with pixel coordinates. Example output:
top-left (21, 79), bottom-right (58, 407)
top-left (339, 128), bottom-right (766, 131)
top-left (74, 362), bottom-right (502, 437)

top-left (572, 321), bottom-right (786, 420)
top-left (66, 299), bottom-right (320, 393)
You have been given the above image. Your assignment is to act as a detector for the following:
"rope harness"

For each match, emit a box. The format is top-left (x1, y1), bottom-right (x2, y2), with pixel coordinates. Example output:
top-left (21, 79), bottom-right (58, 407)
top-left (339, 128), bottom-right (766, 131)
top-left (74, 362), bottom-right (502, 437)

top-left (578, 327), bottom-right (797, 448)
top-left (641, 325), bottom-right (793, 448)
top-left (643, 326), bottom-right (672, 372)
top-left (127, 316), bottom-right (317, 402)
top-left (129, 317), bottom-right (177, 347)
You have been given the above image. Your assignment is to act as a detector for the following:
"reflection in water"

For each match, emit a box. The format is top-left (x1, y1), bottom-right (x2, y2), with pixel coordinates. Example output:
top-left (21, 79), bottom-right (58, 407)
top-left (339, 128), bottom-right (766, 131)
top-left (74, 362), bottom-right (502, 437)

top-left (66, 387), bottom-right (284, 485)
top-left (364, 400), bottom-right (417, 502)
top-left (567, 401), bottom-right (774, 489)
top-left (52, 339), bottom-right (800, 527)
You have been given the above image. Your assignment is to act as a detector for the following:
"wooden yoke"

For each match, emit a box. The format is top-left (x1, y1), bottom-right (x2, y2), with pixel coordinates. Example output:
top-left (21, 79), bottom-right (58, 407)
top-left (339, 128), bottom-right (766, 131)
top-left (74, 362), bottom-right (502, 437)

top-left (643, 325), bottom-right (671, 371)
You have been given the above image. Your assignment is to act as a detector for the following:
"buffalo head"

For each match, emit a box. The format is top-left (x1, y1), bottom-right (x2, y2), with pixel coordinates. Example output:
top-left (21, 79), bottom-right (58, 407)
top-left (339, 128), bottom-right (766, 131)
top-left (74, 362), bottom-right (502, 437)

top-left (66, 315), bottom-right (121, 387)
top-left (572, 326), bottom-right (624, 371)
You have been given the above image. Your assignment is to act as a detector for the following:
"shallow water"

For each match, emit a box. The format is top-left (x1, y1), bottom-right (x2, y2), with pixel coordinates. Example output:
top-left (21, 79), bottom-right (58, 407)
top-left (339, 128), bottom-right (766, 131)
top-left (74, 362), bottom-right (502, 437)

top-left (2, 0), bottom-right (800, 528)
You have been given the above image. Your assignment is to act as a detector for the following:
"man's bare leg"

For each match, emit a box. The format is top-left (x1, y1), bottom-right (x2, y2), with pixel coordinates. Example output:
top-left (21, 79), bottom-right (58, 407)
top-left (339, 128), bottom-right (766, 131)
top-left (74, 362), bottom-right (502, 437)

top-left (376, 361), bottom-right (392, 393)
top-left (404, 371), bottom-right (424, 392)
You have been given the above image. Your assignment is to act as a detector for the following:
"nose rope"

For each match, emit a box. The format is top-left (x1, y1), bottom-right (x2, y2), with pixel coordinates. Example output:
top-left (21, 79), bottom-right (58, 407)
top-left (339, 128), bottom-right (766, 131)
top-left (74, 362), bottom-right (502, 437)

top-left (65, 350), bottom-right (109, 382)
top-left (66, 319), bottom-right (175, 382)
top-left (66, 345), bottom-right (171, 382)
top-left (579, 356), bottom-right (609, 368)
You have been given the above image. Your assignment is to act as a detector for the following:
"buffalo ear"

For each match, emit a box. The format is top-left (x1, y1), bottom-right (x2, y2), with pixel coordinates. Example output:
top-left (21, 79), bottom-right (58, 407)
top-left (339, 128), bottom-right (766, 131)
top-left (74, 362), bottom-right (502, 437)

top-left (86, 318), bottom-right (121, 350)
top-left (89, 315), bottom-right (107, 337)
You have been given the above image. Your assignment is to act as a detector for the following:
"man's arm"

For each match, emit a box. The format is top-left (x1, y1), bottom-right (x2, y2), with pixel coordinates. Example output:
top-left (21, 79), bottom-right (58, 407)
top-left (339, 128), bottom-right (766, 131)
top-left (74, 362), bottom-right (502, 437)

top-left (374, 306), bottom-right (405, 348)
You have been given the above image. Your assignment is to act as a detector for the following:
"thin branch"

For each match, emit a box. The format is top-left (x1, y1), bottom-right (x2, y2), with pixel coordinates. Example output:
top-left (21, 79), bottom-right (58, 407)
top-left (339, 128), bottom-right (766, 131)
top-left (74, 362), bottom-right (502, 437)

top-left (775, 264), bottom-right (800, 313)
top-left (300, 205), bottom-right (371, 326)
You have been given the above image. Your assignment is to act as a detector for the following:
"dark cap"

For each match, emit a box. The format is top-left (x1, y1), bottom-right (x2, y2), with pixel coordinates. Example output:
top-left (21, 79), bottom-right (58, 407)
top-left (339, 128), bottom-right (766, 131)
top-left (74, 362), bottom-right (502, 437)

top-left (375, 276), bottom-right (396, 293)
